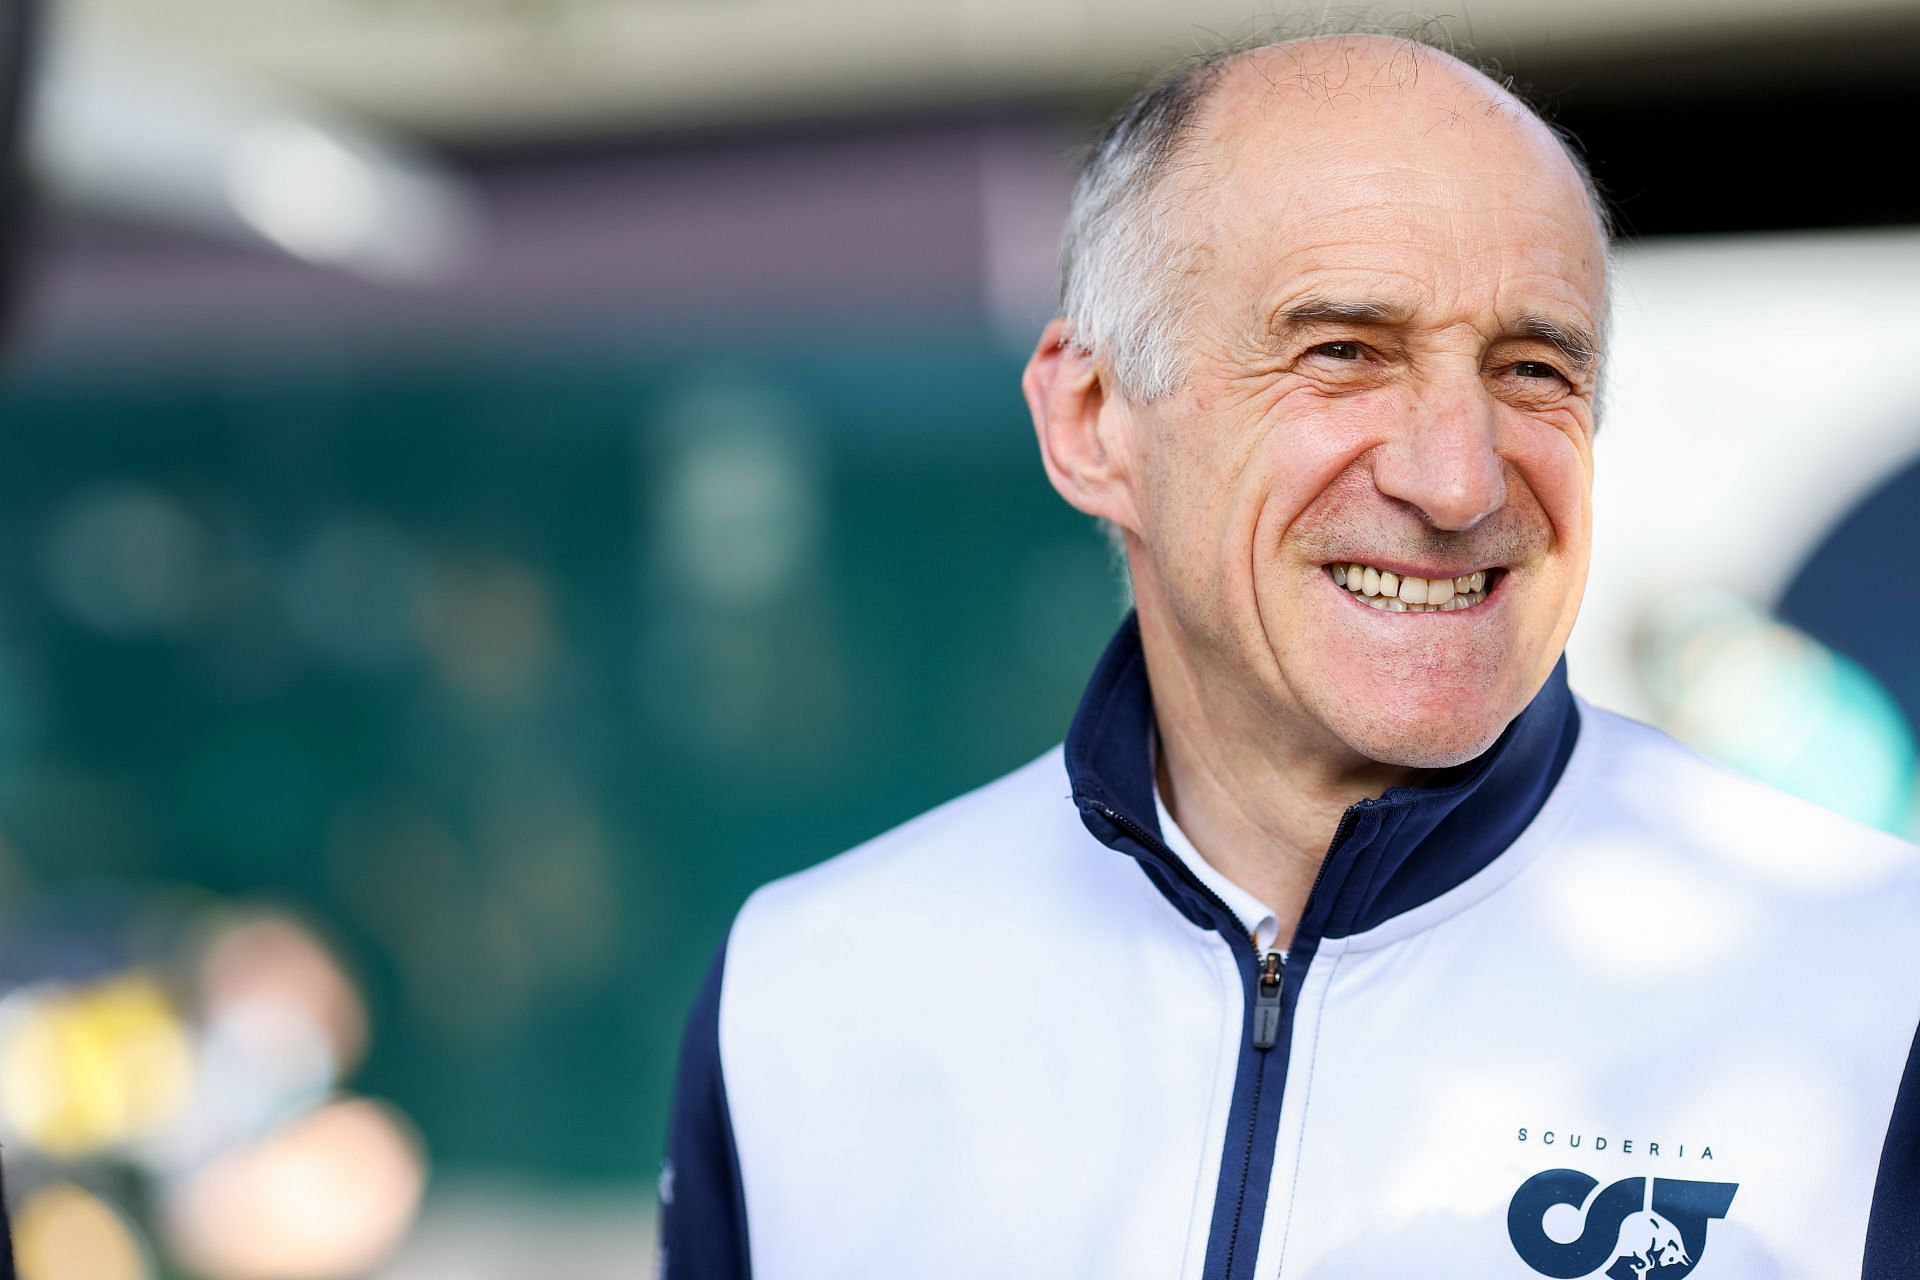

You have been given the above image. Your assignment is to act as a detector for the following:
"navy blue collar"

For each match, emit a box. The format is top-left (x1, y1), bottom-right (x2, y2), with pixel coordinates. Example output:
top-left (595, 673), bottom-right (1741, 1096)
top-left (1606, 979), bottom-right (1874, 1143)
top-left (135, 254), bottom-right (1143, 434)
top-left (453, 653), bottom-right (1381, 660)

top-left (1065, 611), bottom-right (1579, 943)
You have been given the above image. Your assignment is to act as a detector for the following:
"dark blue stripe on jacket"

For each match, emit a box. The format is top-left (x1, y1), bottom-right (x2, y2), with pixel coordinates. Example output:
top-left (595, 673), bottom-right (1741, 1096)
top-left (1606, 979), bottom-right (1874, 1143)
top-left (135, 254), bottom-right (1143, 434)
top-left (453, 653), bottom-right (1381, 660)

top-left (660, 936), bottom-right (750, 1280)
top-left (0, 1147), bottom-right (13, 1280)
top-left (1864, 1021), bottom-right (1920, 1277)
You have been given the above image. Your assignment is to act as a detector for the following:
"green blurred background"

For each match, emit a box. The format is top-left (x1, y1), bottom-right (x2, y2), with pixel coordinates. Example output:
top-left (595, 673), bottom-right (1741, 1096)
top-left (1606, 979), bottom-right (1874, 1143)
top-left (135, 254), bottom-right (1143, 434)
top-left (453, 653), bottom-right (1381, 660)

top-left (0, 325), bottom-right (1122, 1174)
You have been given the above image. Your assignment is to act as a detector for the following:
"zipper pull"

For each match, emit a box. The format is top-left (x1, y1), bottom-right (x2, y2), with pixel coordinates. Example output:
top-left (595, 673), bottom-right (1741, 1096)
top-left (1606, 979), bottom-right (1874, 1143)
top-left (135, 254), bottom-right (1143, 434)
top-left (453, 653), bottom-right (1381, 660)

top-left (1252, 950), bottom-right (1284, 1050)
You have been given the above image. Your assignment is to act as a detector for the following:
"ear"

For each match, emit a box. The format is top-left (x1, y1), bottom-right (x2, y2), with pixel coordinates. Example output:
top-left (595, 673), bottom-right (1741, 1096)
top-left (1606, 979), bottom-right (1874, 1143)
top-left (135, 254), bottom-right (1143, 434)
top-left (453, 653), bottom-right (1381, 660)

top-left (1021, 317), bottom-right (1142, 532)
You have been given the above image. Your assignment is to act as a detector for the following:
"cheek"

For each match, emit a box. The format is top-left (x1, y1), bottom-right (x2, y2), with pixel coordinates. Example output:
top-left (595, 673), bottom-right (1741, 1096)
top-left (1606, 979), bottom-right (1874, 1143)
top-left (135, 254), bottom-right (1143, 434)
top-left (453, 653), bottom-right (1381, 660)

top-left (1137, 437), bottom-right (1235, 565)
top-left (1503, 418), bottom-right (1593, 554)
top-left (1250, 395), bottom-right (1399, 557)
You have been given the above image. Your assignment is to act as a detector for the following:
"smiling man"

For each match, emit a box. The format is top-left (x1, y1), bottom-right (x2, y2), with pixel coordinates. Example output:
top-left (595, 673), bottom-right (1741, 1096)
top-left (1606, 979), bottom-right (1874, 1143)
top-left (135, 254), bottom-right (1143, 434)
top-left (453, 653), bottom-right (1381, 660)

top-left (661, 34), bottom-right (1920, 1280)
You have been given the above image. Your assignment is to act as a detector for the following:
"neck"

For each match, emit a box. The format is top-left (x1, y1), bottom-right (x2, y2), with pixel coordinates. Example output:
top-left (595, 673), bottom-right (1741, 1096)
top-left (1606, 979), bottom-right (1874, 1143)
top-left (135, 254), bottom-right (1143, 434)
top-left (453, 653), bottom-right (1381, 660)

top-left (1137, 602), bottom-right (1430, 938)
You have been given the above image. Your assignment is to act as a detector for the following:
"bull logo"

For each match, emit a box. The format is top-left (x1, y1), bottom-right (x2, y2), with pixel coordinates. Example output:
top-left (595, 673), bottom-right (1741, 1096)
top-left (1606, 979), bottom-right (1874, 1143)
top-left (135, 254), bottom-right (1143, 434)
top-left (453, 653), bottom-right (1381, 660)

top-left (1507, 1169), bottom-right (1737, 1278)
top-left (1608, 1210), bottom-right (1690, 1276)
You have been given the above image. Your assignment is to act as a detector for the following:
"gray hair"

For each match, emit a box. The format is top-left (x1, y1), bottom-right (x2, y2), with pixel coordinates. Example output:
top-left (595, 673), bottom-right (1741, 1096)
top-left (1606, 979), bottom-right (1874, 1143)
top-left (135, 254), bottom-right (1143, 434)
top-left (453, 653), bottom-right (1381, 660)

top-left (1058, 31), bottom-right (1615, 405)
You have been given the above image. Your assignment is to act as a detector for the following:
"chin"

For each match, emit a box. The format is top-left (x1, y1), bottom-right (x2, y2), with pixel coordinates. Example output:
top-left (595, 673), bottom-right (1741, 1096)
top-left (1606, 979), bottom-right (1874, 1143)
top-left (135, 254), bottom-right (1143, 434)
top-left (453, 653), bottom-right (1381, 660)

top-left (1315, 694), bottom-right (1519, 772)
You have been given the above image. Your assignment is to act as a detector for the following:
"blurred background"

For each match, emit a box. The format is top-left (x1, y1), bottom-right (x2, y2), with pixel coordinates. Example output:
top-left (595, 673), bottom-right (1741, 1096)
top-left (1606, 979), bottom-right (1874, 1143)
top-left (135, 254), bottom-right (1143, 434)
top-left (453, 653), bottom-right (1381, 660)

top-left (0, 1), bottom-right (1918, 1276)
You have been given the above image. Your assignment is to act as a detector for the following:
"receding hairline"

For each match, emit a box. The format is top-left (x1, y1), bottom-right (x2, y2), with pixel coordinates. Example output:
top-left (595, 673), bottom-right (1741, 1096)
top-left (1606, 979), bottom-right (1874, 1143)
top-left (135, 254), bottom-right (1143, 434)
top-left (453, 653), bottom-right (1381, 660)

top-left (1173, 34), bottom-right (1603, 236)
top-left (1211, 32), bottom-right (1525, 103)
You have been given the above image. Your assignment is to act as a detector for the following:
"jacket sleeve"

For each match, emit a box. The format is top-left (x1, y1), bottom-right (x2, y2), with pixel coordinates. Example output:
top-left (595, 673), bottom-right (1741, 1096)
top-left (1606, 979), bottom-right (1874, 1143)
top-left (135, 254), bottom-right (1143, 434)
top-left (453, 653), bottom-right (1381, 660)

top-left (0, 1149), bottom-right (15, 1280)
top-left (1864, 1015), bottom-right (1920, 1277)
top-left (658, 934), bottom-right (751, 1280)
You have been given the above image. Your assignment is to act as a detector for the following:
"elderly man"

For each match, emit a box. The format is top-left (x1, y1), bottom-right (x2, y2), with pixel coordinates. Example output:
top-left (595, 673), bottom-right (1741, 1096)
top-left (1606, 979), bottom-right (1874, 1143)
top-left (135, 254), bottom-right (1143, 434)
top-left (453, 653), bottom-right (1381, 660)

top-left (661, 33), bottom-right (1920, 1280)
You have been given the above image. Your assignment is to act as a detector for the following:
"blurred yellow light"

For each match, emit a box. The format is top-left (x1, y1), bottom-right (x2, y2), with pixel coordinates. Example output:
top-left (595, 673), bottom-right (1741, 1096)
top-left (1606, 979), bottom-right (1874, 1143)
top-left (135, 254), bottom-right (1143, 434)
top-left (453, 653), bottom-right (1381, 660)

top-left (0, 975), bottom-right (194, 1157)
top-left (15, 1182), bottom-right (152, 1280)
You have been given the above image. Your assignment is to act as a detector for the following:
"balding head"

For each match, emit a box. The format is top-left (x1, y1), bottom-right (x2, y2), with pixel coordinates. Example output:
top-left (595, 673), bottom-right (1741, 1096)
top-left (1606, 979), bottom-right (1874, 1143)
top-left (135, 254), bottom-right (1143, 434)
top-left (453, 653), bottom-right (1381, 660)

top-left (1061, 33), bottom-right (1610, 403)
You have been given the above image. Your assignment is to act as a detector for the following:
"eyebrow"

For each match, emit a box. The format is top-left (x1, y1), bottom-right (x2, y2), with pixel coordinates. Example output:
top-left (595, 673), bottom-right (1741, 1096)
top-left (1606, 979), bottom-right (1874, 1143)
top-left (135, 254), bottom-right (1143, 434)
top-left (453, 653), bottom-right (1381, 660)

top-left (1272, 296), bottom-right (1412, 330)
top-left (1510, 312), bottom-right (1601, 376)
top-left (1270, 295), bottom-right (1601, 376)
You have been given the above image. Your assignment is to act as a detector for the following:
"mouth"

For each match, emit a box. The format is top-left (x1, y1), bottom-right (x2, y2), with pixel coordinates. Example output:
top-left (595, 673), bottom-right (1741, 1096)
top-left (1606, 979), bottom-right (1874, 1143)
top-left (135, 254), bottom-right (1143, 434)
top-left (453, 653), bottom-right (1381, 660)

top-left (1324, 561), bottom-right (1502, 613)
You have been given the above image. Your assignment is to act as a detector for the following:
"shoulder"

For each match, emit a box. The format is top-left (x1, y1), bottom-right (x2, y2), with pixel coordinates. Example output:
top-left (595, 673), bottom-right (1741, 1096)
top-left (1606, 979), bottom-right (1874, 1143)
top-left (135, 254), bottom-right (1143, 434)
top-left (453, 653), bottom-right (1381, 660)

top-left (718, 743), bottom-right (1182, 1024)
top-left (734, 744), bottom-right (1105, 942)
top-left (711, 744), bottom-right (1183, 1116)
top-left (1568, 699), bottom-right (1920, 913)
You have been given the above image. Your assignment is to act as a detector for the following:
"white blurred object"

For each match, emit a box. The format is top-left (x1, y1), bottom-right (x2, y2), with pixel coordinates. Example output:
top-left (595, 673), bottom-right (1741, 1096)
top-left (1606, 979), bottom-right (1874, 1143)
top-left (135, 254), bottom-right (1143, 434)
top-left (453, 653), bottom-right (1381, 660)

top-left (45, 0), bottom-right (1920, 141)
top-left (29, 7), bottom-right (480, 281)
top-left (1571, 229), bottom-right (1920, 720)
top-left (162, 1097), bottom-right (428, 1280)
top-left (144, 913), bottom-right (374, 1171)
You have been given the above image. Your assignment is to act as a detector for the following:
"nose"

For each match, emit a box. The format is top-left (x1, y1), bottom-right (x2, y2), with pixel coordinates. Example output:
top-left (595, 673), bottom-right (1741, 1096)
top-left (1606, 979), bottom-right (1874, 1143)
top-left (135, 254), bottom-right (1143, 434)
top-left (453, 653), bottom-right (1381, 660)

top-left (1368, 372), bottom-right (1506, 531)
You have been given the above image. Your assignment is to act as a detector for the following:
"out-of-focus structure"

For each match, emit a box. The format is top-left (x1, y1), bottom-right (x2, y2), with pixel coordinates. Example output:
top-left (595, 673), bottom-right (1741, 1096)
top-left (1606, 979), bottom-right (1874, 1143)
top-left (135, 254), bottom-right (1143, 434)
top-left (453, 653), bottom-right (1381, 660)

top-left (1, 2), bottom-right (1918, 1275)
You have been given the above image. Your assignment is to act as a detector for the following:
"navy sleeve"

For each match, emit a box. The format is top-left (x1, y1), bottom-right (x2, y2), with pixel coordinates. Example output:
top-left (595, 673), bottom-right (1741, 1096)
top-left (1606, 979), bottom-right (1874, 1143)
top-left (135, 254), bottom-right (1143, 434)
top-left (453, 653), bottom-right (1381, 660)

top-left (0, 1150), bottom-right (14, 1280)
top-left (659, 935), bottom-right (751, 1280)
top-left (1864, 1017), bottom-right (1920, 1277)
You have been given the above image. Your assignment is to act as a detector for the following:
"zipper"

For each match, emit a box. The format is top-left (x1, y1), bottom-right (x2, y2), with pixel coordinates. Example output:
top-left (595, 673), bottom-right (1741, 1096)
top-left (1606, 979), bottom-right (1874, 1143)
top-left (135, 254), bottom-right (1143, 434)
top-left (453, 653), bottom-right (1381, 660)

top-left (1092, 795), bottom-right (1371, 1280)
top-left (1248, 803), bottom-right (1365, 1280)
top-left (1093, 797), bottom-right (1365, 958)
top-left (1221, 997), bottom-right (1274, 1279)
top-left (1094, 802), bottom-right (1263, 957)
top-left (1302, 805), bottom-right (1360, 926)
top-left (1093, 800), bottom-right (1280, 1280)
top-left (1251, 951), bottom-right (1284, 1049)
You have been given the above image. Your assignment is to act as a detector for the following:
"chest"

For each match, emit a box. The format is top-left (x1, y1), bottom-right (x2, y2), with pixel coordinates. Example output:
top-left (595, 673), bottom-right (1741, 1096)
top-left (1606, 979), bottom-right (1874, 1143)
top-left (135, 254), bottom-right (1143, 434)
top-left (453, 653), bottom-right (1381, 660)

top-left (1246, 922), bottom-right (1912, 1279)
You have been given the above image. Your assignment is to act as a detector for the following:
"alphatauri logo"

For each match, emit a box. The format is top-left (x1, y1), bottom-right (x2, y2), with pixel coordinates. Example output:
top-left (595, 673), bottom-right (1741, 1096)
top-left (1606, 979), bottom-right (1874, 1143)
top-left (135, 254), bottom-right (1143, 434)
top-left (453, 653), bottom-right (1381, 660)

top-left (1507, 1169), bottom-right (1738, 1278)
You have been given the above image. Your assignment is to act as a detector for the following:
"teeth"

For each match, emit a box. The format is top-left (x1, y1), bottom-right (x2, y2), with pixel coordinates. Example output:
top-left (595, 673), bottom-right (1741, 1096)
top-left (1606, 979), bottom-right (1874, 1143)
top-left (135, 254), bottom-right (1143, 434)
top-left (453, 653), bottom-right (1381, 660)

top-left (1326, 562), bottom-right (1495, 613)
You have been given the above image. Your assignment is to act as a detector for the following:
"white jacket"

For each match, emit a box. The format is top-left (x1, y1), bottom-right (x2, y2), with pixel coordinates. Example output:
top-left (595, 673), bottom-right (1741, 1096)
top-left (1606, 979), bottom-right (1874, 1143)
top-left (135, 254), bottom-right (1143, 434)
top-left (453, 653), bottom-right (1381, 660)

top-left (661, 614), bottom-right (1920, 1280)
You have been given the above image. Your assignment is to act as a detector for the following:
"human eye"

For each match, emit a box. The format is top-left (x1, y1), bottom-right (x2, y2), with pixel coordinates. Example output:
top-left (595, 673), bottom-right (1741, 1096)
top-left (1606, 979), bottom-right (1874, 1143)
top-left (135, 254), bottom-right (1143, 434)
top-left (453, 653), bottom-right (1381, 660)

top-left (1290, 338), bottom-right (1393, 392)
top-left (1490, 354), bottom-right (1584, 411)
top-left (1307, 341), bottom-right (1366, 362)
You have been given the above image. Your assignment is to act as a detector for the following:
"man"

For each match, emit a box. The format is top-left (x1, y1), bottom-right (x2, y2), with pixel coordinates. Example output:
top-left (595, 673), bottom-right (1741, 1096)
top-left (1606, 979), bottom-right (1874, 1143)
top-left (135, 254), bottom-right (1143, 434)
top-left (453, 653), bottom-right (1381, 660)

top-left (662, 32), bottom-right (1920, 1279)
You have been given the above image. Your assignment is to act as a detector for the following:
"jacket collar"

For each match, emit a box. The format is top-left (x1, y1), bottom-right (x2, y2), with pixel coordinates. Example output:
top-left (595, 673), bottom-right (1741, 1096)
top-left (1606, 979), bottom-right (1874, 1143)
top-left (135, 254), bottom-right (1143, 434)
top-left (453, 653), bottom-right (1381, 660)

top-left (1065, 611), bottom-right (1579, 943)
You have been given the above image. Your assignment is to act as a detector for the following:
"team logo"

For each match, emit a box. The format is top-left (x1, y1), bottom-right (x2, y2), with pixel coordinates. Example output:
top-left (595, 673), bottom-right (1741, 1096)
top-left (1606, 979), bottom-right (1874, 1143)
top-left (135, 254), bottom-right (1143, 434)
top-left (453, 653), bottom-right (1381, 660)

top-left (1507, 1169), bottom-right (1738, 1278)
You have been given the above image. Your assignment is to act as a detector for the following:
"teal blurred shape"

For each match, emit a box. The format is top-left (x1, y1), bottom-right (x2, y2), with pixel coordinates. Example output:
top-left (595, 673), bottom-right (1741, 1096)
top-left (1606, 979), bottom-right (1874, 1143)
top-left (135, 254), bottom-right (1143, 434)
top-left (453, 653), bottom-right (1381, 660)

top-left (1636, 590), bottom-right (1919, 837)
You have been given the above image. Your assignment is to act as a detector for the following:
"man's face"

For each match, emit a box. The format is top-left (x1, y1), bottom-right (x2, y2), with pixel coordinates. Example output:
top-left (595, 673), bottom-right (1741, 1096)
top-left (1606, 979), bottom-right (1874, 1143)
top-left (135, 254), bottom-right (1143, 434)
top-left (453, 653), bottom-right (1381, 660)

top-left (1115, 54), bottom-right (1608, 770)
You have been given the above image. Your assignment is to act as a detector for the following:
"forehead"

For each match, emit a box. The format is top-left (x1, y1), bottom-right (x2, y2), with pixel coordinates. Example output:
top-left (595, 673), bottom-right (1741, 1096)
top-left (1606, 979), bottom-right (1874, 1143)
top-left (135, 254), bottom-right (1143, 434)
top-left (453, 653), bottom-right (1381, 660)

top-left (1181, 49), bottom-right (1608, 323)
